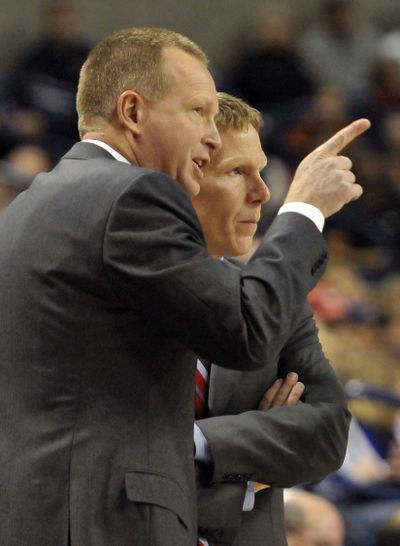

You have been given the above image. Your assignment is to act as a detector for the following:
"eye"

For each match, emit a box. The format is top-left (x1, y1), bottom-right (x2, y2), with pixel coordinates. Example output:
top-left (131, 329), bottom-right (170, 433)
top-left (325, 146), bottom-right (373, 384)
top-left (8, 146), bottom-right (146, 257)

top-left (229, 167), bottom-right (242, 176)
top-left (193, 107), bottom-right (203, 115)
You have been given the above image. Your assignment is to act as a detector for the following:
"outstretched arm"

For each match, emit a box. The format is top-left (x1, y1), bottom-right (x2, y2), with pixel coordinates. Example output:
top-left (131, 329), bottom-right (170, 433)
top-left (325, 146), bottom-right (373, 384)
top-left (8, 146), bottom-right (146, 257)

top-left (104, 120), bottom-right (369, 372)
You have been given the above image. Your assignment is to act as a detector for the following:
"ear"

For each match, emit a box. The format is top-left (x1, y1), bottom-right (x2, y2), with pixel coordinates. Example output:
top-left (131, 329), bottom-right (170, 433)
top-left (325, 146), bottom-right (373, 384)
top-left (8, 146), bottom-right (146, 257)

top-left (116, 90), bottom-right (145, 136)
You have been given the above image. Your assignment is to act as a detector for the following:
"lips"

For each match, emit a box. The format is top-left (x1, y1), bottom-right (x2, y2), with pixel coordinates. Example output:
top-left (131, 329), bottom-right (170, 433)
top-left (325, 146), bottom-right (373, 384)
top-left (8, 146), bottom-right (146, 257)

top-left (192, 160), bottom-right (204, 179)
top-left (240, 216), bottom-right (260, 224)
top-left (237, 216), bottom-right (260, 236)
top-left (192, 157), bottom-right (210, 180)
top-left (193, 158), bottom-right (209, 169)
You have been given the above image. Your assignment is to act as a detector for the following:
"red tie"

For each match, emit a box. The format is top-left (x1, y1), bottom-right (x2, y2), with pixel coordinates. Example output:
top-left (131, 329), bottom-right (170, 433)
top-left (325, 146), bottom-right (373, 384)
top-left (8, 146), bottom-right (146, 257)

top-left (196, 358), bottom-right (211, 546)
top-left (195, 357), bottom-right (211, 419)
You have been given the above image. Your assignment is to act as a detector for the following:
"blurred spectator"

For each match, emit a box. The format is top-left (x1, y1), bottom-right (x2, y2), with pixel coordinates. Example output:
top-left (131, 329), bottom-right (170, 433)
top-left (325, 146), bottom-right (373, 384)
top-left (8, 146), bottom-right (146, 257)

top-left (378, 29), bottom-right (400, 68)
top-left (381, 111), bottom-right (400, 192)
top-left (0, 162), bottom-right (30, 212)
top-left (377, 511), bottom-right (400, 546)
top-left (309, 408), bottom-right (400, 546)
top-left (284, 489), bottom-right (344, 546)
top-left (298, 0), bottom-right (378, 99)
top-left (311, 239), bottom-right (400, 382)
top-left (358, 29), bottom-right (400, 143)
top-left (3, 1), bottom-right (91, 158)
top-left (370, 59), bottom-right (400, 113)
top-left (282, 85), bottom-right (352, 167)
top-left (228, 5), bottom-right (314, 113)
top-left (0, 143), bottom-right (51, 211)
top-left (304, 232), bottom-right (400, 546)
top-left (0, 103), bottom-right (48, 159)
top-left (6, 143), bottom-right (52, 177)
top-left (326, 140), bottom-right (400, 275)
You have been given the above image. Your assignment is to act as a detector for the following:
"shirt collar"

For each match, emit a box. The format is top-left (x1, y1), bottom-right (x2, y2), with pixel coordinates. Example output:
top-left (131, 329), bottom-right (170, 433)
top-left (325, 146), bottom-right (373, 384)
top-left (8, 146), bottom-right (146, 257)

top-left (82, 139), bottom-right (131, 164)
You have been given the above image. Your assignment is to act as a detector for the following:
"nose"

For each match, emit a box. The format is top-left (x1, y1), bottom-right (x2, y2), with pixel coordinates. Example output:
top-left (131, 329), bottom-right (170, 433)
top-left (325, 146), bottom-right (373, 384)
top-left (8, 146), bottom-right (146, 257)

top-left (202, 118), bottom-right (221, 151)
top-left (248, 174), bottom-right (270, 205)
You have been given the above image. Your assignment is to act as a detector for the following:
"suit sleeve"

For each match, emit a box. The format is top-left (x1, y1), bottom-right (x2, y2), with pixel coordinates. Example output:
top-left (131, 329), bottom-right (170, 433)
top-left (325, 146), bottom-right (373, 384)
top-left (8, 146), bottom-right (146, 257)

top-left (197, 303), bottom-right (350, 486)
top-left (102, 171), bottom-right (328, 371)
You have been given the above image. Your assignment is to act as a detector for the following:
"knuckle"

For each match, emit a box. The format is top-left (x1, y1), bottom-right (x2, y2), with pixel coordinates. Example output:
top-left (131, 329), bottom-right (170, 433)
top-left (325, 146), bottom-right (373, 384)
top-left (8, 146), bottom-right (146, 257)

top-left (347, 172), bottom-right (356, 183)
top-left (338, 155), bottom-right (352, 169)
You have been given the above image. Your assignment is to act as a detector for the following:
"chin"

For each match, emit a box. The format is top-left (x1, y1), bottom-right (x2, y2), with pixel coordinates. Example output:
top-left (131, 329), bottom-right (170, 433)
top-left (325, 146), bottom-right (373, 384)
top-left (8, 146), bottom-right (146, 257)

top-left (226, 247), bottom-right (249, 258)
top-left (235, 242), bottom-right (256, 261)
top-left (236, 241), bottom-right (253, 255)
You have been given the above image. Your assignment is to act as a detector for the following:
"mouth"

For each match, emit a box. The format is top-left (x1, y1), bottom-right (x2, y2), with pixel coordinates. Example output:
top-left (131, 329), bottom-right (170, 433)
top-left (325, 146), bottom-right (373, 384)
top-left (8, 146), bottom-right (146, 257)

top-left (240, 217), bottom-right (260, 225)
top-left (238, 217), bottom-right (260, 234)
top-left (192, 157), bottom-right (209, 179)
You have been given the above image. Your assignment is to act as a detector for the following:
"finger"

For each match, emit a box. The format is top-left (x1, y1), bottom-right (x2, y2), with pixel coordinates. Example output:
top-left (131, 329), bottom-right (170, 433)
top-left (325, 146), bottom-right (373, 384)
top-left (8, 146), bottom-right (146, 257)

top-left (287, 382), bottom-right (305, 406)
top-left (258, 379), bottom-right (283, 410)
top-left (333, 156), bottom-right (353, 170)
top-left (314, 118), bottom-right (371, 157)
top-left (270, 372), bottom-right (298, 408)
top-left (349, 183), bottom-right (363, 201)
top-left (343, 171), bottom-right (356, 184)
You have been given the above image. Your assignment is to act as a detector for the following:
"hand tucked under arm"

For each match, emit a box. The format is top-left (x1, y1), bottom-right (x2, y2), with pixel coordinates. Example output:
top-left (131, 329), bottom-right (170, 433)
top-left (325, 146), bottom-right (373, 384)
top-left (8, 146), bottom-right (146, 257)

top-left (258, 372), bottom-right (305, 411)
top-left (255, 373), bottom-right (305, 492)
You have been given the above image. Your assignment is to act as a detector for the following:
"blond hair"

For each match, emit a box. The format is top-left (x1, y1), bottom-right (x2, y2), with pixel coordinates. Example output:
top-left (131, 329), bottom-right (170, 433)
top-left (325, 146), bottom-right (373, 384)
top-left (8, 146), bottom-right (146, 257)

top-left (216, 92), bottom-right (263, 133)
top-left (76, 27), bottom-right (208, 137)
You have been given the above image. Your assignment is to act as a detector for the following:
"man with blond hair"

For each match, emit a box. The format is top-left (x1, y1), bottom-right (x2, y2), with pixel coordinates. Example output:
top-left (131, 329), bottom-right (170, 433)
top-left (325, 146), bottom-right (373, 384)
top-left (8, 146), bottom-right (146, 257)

top-left (191, 93), bottom-right (351, 546)
top-left (0, 27), bottom-right (368, 545)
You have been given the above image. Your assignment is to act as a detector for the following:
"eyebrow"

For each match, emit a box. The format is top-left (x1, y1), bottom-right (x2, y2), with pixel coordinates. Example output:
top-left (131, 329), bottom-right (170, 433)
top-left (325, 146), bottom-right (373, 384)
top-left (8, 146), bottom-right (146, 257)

top-left (218, 155), bottom-right (267, 171)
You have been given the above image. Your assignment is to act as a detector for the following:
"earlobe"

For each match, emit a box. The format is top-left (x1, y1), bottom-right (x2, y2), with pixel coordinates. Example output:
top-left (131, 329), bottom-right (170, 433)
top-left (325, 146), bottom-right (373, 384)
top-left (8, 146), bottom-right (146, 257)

top-left (117, 90), bottom-right (142, 135)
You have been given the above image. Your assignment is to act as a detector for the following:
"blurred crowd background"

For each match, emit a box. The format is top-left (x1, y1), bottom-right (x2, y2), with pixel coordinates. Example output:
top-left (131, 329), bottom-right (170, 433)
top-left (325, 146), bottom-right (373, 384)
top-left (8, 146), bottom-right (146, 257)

top-left (0, 1), bottom-right (399, 545)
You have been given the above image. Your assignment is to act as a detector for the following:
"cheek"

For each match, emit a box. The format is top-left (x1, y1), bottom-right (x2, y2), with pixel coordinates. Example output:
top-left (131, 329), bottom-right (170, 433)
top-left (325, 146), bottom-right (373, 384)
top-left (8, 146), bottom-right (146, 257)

top-left (234, 224), bottom-right (257, 254)
top-left (217, 210), bottom-right (238, 248)
top-left (193, 200), bottom-right (218, 235)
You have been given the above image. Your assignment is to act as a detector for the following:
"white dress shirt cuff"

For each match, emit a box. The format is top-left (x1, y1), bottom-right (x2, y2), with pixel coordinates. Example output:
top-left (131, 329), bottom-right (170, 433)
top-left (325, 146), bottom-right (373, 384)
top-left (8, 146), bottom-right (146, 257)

top-left (194, 423), bottom-right (213, 464)
top-left (243, 481), bottom-right (256, 511)
top-left (278, 202), bottom-right (325, 232)
top-left (197, 483), bottom-right (255, 545)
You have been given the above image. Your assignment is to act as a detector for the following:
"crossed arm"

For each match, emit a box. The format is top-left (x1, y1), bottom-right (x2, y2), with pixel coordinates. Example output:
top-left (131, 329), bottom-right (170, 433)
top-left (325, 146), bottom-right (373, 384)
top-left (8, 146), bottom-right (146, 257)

top-left (196, 303), bottom-right (350, 496)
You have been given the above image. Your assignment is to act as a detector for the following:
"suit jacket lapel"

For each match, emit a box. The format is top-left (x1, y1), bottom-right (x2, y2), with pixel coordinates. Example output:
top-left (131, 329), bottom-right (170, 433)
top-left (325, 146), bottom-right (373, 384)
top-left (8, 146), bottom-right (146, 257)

top-left (208, 365), bottom-right (243, 415)
top-left (208, 257), bottom-right (275, 415)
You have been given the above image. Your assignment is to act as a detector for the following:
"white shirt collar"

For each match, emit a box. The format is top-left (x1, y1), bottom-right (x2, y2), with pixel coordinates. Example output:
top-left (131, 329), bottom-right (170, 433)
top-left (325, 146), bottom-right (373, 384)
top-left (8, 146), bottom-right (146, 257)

top-left (82, 139), bottom-right (131, 164)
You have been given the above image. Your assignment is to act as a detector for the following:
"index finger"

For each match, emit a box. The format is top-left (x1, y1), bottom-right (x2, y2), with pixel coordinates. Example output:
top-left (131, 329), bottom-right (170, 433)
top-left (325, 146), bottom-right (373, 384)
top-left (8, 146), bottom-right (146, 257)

top-left (315, 118), bottom-right (371, 157)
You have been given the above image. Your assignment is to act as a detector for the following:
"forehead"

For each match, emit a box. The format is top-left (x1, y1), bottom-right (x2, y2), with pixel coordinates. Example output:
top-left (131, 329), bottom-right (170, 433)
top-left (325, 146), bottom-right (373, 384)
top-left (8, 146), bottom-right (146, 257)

top-left (215, 126), bottom-right (267, 168)
top-left (162, 47), bottom-right (217, 105)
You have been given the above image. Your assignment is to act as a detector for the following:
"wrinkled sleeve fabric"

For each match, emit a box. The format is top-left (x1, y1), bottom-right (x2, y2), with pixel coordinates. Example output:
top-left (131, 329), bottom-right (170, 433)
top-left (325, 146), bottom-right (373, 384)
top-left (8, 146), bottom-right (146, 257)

top-left (102, 171), bottom-right (328, 370)
top-left (196, 304), bottom-right (350, 544)
top-left (198, 304), bottom-right (350, 486)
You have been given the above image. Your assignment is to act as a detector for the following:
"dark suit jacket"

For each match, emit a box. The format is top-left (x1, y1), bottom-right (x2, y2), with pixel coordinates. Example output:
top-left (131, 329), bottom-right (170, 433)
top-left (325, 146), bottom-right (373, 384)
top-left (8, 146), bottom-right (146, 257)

top-left (0, 142), bottom-right (328, 546)
top-left (197, 263), bottom-right (350, 546)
